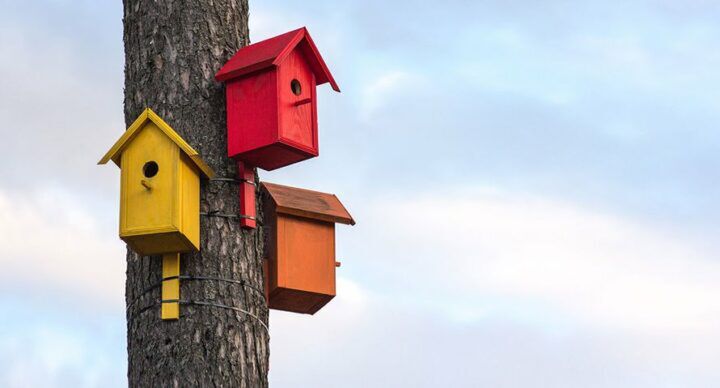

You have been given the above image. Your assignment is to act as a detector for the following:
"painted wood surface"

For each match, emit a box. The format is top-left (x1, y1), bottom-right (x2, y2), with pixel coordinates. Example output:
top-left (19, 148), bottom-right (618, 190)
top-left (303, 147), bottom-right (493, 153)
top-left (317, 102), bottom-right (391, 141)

top-left (161, 253), bottom-right (180, 320)
top-left (225, 70), bottom-right (278, 160)
top-left (262, 182), bottom-right (354, 314)
top-left (262, 182), bottom-right (355, 225)
top-left (237, 160), bottom-right (257, 229)
top-left (214, 27), bottom-right (340, 91)
top-left (216, 27), bottom-right (339, 171)
top-left (277, 216), bottom-right (335, 296)
top-left (99, 109), bottom-right (210, 255)
top-left (278, 49), bottom-right (317, 151)
top-left (99, 108), bottom-right (214, 179)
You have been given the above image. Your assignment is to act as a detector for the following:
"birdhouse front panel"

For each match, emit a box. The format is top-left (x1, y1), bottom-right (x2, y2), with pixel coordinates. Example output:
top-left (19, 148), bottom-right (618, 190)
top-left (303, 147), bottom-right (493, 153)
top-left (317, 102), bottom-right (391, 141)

top-left (277, 48), bottom-right (317, 153)
top-left (99, 109), bottom-right (214, 256)
top-left (215, 27), bottom-right (339, 172)
top-left (269, 215), bottom-right (336, 314)
top-left (120, 122), bottom-right (177, 235)
top-left (277, 216), bottom-right (335, 296)
top-left (119, 125), bottom-right (201, 255)
top-left (262, 182), bottom-right (354, 314)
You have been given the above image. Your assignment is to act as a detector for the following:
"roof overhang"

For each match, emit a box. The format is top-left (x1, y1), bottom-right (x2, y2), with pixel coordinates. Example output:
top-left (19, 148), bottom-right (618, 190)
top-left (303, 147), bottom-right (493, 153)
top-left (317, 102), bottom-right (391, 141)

top-left (215, 27), bottom-right (340, 92)
top-left (98, 108), bottom-right (215, 179)
top-left (262, 182), bottom-right (355, 225)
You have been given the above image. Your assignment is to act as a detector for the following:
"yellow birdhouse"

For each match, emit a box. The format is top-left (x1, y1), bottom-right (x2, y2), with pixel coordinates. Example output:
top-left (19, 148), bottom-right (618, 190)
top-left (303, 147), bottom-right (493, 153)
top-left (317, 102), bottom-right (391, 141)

top-left (99, 108), bottom-right (214, 256)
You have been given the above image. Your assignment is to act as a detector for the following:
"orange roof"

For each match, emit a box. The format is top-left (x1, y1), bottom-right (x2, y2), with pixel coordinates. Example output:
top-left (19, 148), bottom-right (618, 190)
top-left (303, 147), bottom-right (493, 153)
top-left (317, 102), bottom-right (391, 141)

top-left (262, 182), bottom-right (354, 225)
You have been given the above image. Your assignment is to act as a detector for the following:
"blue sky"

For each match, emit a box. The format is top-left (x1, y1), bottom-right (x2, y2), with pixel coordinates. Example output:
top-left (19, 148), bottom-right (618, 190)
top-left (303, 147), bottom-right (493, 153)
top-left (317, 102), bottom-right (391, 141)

top-left (2, 0), bottom-right (720, 386)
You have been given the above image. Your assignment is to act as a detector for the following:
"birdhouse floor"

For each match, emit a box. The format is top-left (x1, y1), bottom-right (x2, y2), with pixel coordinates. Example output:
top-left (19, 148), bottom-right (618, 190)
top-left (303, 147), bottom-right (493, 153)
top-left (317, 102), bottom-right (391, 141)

top-left (269, 287), bottom-right (334, 315)
top-left (122, 229), bottom-right (197, 256)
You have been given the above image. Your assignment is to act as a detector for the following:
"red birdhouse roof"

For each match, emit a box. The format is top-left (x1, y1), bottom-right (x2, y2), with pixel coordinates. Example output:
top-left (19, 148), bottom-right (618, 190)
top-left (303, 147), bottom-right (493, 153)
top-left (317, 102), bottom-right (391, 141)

top-left (262, 182), bottom-right (355, 225)
top-left (215, 27), bottom-right (340, 92)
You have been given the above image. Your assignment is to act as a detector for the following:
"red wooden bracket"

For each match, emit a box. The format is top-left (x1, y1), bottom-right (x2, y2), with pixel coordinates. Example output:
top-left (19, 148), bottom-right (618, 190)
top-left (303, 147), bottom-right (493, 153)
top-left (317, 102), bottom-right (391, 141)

top-left (237, 160), bottom-right (257, 229)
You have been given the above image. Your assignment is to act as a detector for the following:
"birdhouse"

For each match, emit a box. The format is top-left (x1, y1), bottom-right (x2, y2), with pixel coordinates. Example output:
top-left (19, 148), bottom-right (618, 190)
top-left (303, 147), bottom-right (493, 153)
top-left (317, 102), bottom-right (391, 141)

top-left (262, 182), bottom-right (354, 314)
top-left (99, 108), bottom-right (214, 256)
top-left (215, 27), bottom-right (340, 171)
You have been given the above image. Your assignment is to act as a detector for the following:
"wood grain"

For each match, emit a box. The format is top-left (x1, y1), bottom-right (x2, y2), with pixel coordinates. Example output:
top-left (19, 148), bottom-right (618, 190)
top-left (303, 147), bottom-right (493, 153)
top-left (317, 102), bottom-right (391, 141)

top-left (262, 182), bottom-right (355, 225)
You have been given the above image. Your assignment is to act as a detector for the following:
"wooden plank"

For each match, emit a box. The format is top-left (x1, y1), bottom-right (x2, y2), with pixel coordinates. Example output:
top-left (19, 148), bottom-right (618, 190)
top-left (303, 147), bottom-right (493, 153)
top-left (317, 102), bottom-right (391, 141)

top-left (237, 161), bottom-right (257, 229)
top-left (161, 253), bottom-right (180, 320)
top-left (99, 108), bottom-right (214, 179)
top-left (262, 182), bottom-right (354, 225)
top-left (277, 49), bottom-right (316, 151)
top-left (278, 215), bottom-right (335, 295)
top-left (214, 27), bottom-right (339, 91)
top-left (268, 215), bottom-right (336, 314)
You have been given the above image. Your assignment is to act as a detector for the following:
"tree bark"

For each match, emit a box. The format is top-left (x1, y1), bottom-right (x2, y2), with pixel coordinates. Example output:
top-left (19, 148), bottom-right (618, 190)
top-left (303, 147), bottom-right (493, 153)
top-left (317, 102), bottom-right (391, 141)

top-left (122, 1), bottom-right (269, 386)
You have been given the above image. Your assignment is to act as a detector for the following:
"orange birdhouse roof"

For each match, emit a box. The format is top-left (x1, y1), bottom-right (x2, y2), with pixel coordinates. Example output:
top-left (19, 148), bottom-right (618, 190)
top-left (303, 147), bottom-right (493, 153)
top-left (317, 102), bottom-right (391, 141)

top-left (214, 27), bottom-right (340, 92)
top-left (262, 182), bottom-right (355, 225)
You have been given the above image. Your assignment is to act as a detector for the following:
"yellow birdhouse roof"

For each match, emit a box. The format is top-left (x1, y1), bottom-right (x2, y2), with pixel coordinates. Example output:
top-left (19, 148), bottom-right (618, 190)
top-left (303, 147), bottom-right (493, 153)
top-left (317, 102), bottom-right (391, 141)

top-left (98, 108), bottom-right (215, 178)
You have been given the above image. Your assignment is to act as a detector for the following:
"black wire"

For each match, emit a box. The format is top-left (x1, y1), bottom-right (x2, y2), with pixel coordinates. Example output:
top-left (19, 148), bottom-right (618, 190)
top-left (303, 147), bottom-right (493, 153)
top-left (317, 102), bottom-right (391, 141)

top-left (180, 300), bottom-right (269, 332)
top-left (201, 211), bottom-right (257, 221)
top-left (176, 275), bottom-right (266, 298)
top-left (127, 281), bottom-right (163, 309)
top-left (133, 302), bottom-right (159, 317)
top-left (208, 177), bottom-right (257, 186)
top-left (126, 273), bottom-right (267, 310)
top-left (127, 300), bottom-right (269, 333)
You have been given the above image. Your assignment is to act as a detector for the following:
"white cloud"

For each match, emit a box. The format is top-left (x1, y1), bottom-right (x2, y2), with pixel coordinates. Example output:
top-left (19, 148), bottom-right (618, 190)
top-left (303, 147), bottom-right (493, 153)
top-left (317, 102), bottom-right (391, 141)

top-left (0, 308), bottom-right (126, 388)
top-left (0, 8), bottom-right (123, 189)
top-left (4, 1), bottom-right (720, 386)
top-left (359, 70), bottom-right (424, 119)
top-left (270, 267), bottom-right (720, 387)
top-left (249, 8), bottom-right (296, 42)
top-left (0, 187), bottom-right (125, 308)
top-left (357, 187), bottom-right (720, 332)
top-left (267, 187), bottom-right (720, 387)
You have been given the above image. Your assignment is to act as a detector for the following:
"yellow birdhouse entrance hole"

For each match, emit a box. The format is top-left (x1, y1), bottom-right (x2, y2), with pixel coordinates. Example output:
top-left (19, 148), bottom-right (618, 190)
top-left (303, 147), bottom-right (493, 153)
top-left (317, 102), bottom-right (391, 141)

top-left (99, 108), bottom-right (214, 256)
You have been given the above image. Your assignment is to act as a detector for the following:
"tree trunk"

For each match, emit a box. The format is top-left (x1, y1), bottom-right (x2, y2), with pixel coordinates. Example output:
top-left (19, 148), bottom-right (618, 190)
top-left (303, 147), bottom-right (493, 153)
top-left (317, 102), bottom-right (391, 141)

top-left (122, 1), bottom-right (269, 386)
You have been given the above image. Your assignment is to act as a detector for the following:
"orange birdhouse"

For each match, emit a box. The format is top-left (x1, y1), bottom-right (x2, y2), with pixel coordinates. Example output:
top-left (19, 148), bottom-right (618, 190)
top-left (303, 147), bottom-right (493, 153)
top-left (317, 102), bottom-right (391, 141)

top-left (262, 182), bottom-right (354, 314)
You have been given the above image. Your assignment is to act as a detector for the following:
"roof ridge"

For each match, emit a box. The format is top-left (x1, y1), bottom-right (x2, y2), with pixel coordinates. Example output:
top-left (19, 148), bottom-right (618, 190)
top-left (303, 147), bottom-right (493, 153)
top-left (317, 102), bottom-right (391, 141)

top-left (214, 27), bottom-right (340, 92)
top-left (98, 108), bottom-right (215, 179)
top-left (261, 181), bottom-right (355, 225)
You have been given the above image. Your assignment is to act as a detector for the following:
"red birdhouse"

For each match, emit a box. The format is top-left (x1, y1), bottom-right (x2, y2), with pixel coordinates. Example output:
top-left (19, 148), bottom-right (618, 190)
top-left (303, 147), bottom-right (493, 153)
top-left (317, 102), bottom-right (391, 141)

top-left (261, 182), bottom-right (354, 314)
top-left (215, 27), bottom-right (340, 171)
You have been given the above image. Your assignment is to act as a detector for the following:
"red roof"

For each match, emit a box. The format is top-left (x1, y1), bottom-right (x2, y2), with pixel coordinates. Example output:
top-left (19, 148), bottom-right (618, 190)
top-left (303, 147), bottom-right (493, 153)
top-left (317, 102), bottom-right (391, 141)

top-left (215, 27), bottom-right (340, 92)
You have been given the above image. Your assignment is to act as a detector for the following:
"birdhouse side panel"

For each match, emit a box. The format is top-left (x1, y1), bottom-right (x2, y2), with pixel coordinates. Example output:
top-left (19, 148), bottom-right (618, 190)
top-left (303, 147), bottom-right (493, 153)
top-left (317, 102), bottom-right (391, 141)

top-left (178, 153), bottom-right (201, 251)
top-left (276, 215), bottom-right (336, 296)
top-left (226, 70), bottom-right (279, 160)
top-left (277, 49), bottom-right (318, 154)
top-left (119, 123), bottom-right (180, 236)
top-left (263, 205), bottom-right (280, 293)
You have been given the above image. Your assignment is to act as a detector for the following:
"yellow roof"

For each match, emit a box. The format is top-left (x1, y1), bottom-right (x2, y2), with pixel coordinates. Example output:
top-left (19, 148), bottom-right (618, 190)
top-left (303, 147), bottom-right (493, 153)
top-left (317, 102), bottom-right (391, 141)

top-left (98, 108), bottom-right (215, 178)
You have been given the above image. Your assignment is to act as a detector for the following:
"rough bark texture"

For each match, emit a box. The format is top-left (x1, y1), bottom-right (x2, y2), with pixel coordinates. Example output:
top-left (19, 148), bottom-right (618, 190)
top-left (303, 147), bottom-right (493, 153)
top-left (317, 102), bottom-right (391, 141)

top-left (122, 1), bottom-right (269, 386)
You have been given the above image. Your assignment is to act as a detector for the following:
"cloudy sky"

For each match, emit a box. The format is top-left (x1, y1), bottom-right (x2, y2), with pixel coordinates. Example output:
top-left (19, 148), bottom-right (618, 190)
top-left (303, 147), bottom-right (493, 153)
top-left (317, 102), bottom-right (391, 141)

top-left (2, 0), bottom-right (720, 386)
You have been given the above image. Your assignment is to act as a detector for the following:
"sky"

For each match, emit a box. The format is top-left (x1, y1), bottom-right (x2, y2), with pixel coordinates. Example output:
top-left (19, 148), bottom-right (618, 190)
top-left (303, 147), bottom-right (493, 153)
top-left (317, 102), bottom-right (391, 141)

top-left (1, 0), bottom-right (720, 386)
